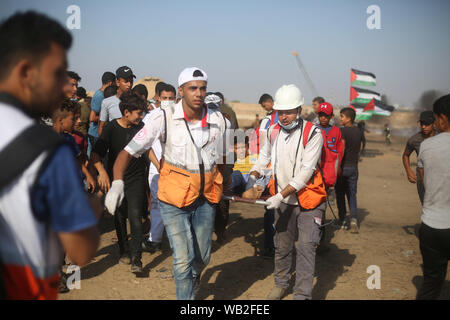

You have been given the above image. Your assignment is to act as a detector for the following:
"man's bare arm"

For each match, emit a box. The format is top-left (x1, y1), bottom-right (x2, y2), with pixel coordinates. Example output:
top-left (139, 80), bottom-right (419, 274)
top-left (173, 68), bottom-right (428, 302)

top-left (402, 148), bottom-right (417, 183)
top-left (98, 121), bottom-right (105, 136)
top-left (148, 148), bottom-right (160, 172)
top-left (58, 227), bottom-right (100, 266)
top-left (89, 110), bottom-right (99, 124)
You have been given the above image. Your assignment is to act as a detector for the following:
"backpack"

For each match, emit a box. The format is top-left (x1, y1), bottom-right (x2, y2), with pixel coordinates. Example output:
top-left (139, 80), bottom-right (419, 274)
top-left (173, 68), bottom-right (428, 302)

top-left (266, 120), bottom-right (327, 210)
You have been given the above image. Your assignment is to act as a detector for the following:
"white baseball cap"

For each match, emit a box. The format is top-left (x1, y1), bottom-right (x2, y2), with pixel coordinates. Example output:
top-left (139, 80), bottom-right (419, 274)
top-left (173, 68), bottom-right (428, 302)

top-left (178, 67), bottom-right (208, 87)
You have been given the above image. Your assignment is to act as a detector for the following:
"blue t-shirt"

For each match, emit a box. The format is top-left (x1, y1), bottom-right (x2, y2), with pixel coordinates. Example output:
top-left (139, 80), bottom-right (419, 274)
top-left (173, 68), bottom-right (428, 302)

top-left (62, 133), bottom-right (80, 157)
top-left (88, 89), bottom-right (104, 138)
top-left (31, 144), bottom-right (97, 232)
top-left (318, 125), bottom-right (333, 135)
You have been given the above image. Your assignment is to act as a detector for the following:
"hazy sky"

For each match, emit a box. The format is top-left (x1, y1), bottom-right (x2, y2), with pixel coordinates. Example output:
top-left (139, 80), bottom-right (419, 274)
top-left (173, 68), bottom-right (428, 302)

top-left (1, 0), bottom-right (449, 107)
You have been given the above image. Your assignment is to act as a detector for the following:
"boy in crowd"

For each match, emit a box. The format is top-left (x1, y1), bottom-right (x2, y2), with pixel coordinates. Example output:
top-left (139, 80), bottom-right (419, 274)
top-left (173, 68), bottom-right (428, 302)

top-left (104, 84), bottom-right (118, 98)
top-left (142, 83), bottom-right (177, 252)
top-left (53, 99), bottom-right (96, 193)
top-left (384, 123), bottom-right (391, 145)
top-left (335, 107), bottom-right (362, 233)
top-left (357, 121), bottom-right (369, 156)
top-left (416, 94), bottom-right (450, 300)
top-left (40, 70), bottom-right (80, 126)
top-left (91, 91), bottom-right (147, 273)
top-left (98, 66), bottom-right (136, 135)
top-left (257, 94), bottom-right (278, 148)
top-left (215, 91), bottom-right (239, 129)
top-left (88, 72), bottom-right (116, 157)
top-left (308, 96), bottom-right (324, 123)
top-left (132, 84), bottom-right (150, 112)
top-left (65, 71), bottom-right (80, 100)
top-left (402, 110), bottom-right (435, 205)
top-left (52, 99), bottom-right (82, 158)
top-left (203, 92), bottom-right (234, 244)
top-left (75, 86), bottom-right (90, 136)
top-left (316, 102), bottom-right (344, 250)
top-left (228, 136), bottom-right (254, 195)
top-left (148, 81), bottom-right (166, 111)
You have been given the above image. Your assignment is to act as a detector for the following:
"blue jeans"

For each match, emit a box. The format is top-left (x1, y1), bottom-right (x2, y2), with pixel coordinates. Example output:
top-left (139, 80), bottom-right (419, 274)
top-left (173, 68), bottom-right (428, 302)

top-left (228, 170), bottom-right (269, 196)
top-left (87, 134), bottom-right (97, 159)
top-left (335, 166), bottom-right (359, 221)
top-left (159, 198), bottom-right (216, 300)
top-left (229, 171), bottom-right (248, 195)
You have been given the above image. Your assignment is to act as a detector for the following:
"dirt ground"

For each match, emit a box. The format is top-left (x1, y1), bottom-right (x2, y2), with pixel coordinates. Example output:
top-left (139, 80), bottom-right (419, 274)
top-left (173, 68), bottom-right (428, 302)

top-left (60, 132), bottom-right (450, 300)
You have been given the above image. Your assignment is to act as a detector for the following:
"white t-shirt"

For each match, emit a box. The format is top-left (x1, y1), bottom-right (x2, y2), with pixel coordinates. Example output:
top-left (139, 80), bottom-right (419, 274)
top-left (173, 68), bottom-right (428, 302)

top-left (418, 132), bottom-right (450, 229)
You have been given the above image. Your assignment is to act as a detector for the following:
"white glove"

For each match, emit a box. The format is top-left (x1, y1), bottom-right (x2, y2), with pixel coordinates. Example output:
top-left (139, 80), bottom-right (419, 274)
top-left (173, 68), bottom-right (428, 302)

top-left (245, 175), bottom-right (257, 191)
top-left (266, 193), bottom-right (284, 210)
top-left (104, 180), bottom-right (125, 215)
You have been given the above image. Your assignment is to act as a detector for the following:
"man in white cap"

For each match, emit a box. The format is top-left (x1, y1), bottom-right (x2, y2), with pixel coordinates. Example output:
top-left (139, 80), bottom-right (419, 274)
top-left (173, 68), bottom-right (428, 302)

top-left (104, 67), bottom-right (229, 300)
top-left (249, 84), bottom-right (326, 300)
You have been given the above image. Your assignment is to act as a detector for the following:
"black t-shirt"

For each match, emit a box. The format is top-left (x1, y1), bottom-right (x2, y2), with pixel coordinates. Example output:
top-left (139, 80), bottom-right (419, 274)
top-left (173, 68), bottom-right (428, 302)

top-left (340, 126), bottom-right (362, 167)
top-left (93, 119), bottom-right (147, 182)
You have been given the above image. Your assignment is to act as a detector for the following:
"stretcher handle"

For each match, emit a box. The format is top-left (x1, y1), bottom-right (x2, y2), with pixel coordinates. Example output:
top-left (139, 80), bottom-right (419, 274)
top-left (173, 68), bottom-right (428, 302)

top-left (222, 195), bottom-right (269, 206)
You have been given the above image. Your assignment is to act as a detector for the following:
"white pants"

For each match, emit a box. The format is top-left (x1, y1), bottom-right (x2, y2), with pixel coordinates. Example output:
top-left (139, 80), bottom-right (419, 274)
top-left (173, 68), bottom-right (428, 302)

top-left (148, 173), bottom-right (164, 243)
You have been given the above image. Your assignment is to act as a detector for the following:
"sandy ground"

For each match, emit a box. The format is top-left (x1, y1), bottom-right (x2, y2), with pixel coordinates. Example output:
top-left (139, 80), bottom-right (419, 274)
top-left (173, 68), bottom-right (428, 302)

top-left (60, 132), bottom-right (450, 300)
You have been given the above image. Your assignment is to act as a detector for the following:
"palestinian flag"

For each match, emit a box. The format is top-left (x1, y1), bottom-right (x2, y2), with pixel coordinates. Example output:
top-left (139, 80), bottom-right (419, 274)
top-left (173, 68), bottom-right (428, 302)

top-left (351, 68), bottom-right (376, 86)
top-left (350, 86), bottom-right (381, 105)
top-left (350, 102), bottom-right (373, 121)
top-left (372, 99), bottom-right (395, 116)
top-left (352, 99), bottom-right (395, 119)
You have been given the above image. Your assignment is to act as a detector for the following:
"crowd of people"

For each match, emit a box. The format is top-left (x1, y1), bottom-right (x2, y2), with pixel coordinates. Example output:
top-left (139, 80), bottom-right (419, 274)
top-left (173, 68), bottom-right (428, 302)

top-left (0, 11), bottom-right (449, 301)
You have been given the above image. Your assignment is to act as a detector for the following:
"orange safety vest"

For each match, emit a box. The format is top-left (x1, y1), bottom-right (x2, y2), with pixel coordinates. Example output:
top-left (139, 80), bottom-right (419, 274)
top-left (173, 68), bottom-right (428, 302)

top-left (157, 104), bottom-right (227, 208)
top-left (267, 121), bottom-right (326, 210)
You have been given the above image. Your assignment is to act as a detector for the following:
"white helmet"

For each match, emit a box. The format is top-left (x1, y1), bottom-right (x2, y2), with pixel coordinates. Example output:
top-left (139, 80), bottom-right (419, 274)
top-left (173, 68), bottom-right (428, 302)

top-left (273, 84), bottom-right (304, 111)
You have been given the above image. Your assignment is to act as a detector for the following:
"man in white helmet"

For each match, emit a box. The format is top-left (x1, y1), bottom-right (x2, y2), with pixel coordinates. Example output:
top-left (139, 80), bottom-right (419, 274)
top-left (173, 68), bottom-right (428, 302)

top-left (249, 84), bottom-right (326, 300)
top-left (104, 67), bottom-right (229, 300)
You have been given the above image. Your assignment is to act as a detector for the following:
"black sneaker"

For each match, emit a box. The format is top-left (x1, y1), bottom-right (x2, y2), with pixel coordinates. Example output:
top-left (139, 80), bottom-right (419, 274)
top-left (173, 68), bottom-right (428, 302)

top-left (141, 239), bottom-right (162, 253)
top-left (130, 258), bottom-right (143, 274)
top-left (216, 231), bottom-right (226, 244)
top-left (335, 219), bottom-right (349, 230)
top-left (58, 272), bottom-right (70, 294)
top-left (262, 247), bottom-right (275, 260)
top-left (341, 220), bottom-right (350, 230)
